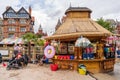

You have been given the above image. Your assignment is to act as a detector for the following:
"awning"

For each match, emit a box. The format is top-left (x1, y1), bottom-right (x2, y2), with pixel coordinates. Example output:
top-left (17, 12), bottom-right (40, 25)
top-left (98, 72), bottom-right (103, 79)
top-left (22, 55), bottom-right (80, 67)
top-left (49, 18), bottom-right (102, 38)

top-left (0, 37), bottom-right (24, 44)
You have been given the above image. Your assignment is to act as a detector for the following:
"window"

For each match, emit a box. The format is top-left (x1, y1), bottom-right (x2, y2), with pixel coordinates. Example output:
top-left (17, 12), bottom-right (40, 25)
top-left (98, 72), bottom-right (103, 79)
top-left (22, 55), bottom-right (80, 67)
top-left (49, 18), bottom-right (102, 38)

top-left (6, 13), bottom-right (16, 18)
top-left (30, 26), bottom-right (33, 31)
top-left (8, 33), bottom-right (14, 38)
top-left (17, 13), bottom-right (29, 18)
top-left (8, 19), bottom-right (15, 24)
top-left (19, 19), bottom-right (26, 24)
top-left (20, 27), bottom-right (26, 32)
top-left (8, 27), bottom-right (15, 31)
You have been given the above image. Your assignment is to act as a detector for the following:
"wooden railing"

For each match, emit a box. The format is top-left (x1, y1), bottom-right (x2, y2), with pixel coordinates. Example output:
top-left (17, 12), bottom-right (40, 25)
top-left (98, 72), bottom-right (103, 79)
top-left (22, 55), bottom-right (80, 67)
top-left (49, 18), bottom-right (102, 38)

top-left (0, 45), bottom-right (44, 61)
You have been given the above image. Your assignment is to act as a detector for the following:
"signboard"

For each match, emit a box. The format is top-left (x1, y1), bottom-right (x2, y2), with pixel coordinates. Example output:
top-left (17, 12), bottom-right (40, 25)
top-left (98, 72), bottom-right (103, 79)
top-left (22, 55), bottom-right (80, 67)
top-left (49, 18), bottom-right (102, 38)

top-left (0, 50), bottom-right (9, 56)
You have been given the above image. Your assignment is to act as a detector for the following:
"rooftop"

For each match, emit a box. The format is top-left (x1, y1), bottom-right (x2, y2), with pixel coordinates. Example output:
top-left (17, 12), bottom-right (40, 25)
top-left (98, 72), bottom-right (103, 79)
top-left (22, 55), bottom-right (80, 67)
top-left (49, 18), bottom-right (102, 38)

top-left (65, 7), bottom-right (92, 14)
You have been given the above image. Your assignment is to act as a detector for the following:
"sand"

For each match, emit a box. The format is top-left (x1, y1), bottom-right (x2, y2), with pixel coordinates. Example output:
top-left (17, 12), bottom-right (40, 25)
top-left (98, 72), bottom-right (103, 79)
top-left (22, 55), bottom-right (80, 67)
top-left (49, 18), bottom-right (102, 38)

top-left (0, 63), bottom-right (117, 80)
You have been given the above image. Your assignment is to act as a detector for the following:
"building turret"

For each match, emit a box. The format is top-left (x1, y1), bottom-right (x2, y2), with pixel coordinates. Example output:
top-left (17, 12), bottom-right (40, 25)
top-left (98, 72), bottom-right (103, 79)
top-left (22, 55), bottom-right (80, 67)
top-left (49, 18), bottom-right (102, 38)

top-left (36, 24), bottom-right (47, 37)
top-left (55, 19), bottom-right (61, 31)
top-left (38, 24), bottom-right (43, 34)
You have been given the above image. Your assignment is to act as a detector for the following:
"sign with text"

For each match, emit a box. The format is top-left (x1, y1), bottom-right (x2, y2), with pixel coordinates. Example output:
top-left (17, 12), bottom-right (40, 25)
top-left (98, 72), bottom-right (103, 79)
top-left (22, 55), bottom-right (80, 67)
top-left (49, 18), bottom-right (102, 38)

top-left (0, 50), bottom-right (9, 56)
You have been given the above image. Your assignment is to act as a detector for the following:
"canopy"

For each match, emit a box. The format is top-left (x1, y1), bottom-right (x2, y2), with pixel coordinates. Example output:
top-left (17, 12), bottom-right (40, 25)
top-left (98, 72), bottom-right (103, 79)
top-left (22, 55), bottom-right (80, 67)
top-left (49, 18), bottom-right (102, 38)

top-left (0, 37), bottom-right (24, 44)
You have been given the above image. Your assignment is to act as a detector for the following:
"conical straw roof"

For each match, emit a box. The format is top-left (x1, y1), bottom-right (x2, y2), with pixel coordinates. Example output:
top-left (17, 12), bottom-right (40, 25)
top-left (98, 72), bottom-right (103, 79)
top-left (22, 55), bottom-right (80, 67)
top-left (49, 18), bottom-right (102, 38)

top-left (46, 18), bottom-right (112, 40)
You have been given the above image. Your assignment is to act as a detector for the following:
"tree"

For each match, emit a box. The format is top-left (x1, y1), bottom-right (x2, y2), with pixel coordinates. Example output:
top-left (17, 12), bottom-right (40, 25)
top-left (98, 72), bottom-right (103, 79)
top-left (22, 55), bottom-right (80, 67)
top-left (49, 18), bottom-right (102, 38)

top-left (22, 32), bottom-right (37, 59)
top-left (36, 38), bottom-right (45, 46)
top-left (96, 18), bottom-right (113, 32)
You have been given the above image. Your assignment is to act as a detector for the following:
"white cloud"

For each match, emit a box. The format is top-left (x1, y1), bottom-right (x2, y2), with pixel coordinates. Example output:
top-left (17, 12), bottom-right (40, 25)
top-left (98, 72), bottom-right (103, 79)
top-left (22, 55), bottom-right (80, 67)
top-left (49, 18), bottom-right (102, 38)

top-left (0, 0), bottom-right (19, 15)
top-left (0, 0), bottom-right (120, 35)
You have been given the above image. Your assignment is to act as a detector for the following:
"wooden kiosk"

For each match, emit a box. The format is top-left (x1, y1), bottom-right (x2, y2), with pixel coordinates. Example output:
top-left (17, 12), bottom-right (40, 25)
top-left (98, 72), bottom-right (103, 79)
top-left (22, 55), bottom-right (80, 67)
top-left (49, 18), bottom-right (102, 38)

top-left (46, 7), bottom-right (115, 73)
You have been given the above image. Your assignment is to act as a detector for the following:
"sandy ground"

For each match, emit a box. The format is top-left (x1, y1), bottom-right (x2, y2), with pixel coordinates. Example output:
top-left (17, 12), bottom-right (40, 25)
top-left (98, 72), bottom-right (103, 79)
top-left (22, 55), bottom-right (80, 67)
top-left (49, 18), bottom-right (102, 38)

top-left (0, 63), bottom-right (117, 80)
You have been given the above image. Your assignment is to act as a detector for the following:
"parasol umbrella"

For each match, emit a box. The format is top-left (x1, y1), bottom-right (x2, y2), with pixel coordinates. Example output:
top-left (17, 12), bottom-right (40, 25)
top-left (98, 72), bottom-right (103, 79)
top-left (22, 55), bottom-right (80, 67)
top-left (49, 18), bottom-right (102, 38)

top-left (75, 36), bottom-right (91, 48)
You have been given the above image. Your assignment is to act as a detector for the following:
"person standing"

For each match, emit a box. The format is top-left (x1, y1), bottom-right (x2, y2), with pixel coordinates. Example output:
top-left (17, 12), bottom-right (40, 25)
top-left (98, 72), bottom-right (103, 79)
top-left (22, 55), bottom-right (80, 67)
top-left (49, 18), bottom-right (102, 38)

top-left (116, 46), bottom-right (120, 63)
top-left (14, 44), bottom-right (19, 56)
top-left (18, 44), bottom-right (23, 53)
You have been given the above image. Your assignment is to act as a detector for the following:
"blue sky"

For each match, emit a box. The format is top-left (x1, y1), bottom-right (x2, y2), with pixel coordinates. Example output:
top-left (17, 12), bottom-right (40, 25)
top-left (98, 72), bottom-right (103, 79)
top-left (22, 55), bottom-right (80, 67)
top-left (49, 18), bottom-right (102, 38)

top-left (0, 0), bottom-right (120, 35)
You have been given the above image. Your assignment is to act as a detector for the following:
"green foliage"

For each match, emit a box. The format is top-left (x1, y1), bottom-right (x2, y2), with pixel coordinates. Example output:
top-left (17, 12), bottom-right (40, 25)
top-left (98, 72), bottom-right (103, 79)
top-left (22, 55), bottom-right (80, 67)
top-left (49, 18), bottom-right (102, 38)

top-left (36, 38), bottom-right (45, 46)
top-left (96, 18), bottom-right (113, 32)
top-left (22, 32), bottom-right (37, 43)
top-left (37, 34), bottom-right (42, 38)
top-left (22, 32), bottom-right (38, 58)
top-left (22, 32), bottom-right (46, 46)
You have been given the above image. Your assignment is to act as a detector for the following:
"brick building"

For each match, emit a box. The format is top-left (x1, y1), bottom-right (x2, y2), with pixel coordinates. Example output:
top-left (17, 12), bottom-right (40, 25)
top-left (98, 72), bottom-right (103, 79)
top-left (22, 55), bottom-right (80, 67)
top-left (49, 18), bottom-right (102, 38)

top-left (0, 17), bottom-right (3, 41)
top-left (36, 24), bottom-right (47, 37)
top-left (2, 6), bottom-right (34, 38)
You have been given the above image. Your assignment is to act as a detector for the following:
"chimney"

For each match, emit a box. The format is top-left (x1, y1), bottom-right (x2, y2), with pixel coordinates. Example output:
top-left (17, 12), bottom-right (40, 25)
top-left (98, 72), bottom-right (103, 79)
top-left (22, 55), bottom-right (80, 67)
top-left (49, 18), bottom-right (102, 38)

top-left (6, 6), bottom-right (10, 10)
top-left (29, 6), bottom-right (32, 16)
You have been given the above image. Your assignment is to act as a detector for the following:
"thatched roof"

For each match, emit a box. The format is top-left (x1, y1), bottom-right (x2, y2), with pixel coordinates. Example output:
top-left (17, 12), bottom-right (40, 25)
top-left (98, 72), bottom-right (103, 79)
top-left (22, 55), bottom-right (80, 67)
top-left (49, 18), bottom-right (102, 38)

top-left (46, 7), bottom-right (112, 41)
top-left (46, 18), bottom-right (112, 41)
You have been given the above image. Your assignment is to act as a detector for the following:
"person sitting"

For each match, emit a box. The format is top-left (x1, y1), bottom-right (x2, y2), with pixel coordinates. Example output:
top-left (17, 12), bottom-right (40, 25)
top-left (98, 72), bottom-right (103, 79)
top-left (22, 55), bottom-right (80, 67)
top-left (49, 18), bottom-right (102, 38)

top-left (14, 44), bottom-right (19, 57)
top-left (15, 52), bottom-right (23, 67)
top-left (39, 55), bottom-right (47, 66)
